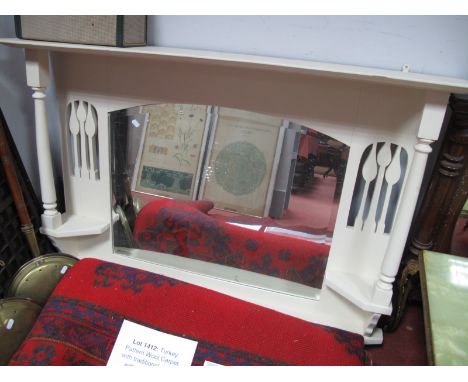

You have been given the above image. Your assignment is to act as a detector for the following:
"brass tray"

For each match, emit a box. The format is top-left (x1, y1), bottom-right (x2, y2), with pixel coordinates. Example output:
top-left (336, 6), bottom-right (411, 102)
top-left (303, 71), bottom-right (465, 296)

top-left (0, 297), bottom-right (42, 365)
top-left (6, 253), bottom-right (78, 306)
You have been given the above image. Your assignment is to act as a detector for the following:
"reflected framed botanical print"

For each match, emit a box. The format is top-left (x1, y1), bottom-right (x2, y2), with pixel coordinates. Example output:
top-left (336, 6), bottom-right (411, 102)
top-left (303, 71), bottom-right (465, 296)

top-left (199, 107), bottom-right (285, 217)
top-left (132, 104), bottom-right (211, 200)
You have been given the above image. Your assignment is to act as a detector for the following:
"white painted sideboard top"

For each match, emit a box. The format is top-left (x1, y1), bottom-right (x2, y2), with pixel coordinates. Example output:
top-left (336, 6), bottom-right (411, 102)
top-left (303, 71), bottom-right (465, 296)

top-left (1, 38), bottom-right (468, 93)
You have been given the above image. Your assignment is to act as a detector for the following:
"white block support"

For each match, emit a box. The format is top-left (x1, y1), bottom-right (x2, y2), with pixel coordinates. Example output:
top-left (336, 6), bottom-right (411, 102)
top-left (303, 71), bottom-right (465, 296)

top-left (364, 328), bottom-right (383, 346)
top-left (25, 49), bottom-right (62, 229)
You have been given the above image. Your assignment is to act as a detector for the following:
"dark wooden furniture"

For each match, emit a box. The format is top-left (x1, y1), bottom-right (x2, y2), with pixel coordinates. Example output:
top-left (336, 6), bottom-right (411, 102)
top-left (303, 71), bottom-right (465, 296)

top-left (382, 94), bottom-right (468, 331)
top-left (0, 108), bottom-right (56, 297)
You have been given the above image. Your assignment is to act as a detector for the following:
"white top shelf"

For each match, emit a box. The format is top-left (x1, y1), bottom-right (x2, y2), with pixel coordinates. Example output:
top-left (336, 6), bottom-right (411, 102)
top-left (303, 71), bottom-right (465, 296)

top-left (1, 37), bottom-right (468, 93)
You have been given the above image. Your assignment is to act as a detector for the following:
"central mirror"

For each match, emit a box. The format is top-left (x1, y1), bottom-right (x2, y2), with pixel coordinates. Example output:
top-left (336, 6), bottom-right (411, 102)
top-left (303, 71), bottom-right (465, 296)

top-left (109, 104), bottom-right (349, 299)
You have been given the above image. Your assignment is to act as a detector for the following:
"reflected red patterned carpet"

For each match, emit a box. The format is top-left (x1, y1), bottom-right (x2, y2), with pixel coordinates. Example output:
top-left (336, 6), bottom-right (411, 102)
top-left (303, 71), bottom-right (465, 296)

top-left (134, 174), bottom-right (338, 238)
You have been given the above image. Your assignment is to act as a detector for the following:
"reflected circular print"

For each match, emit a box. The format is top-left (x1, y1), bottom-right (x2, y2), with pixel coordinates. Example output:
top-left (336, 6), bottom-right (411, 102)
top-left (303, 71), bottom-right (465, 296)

top-left (214, 141), bottom-right (267, 195)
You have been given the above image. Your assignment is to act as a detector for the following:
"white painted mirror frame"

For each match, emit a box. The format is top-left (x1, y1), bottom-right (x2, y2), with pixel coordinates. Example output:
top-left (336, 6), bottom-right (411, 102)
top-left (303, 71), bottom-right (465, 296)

top-left (3, 38), bottom-right (468, 344)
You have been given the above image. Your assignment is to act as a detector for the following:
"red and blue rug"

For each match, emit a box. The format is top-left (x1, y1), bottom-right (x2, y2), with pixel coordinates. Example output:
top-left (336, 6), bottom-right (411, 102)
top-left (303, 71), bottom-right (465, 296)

top-left (9, 258), bottom-right (366, 366)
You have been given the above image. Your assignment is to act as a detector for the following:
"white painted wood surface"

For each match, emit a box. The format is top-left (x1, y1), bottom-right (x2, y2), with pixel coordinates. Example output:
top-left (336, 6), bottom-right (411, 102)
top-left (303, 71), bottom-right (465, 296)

top-left (68, 101), bottom-right (81, 177)
top-left (2, 38), bottom-right (467, 342)
top-left (24, 49), bottom-right (62, 230)
top-left (1, 38), bottom-right (468, 92)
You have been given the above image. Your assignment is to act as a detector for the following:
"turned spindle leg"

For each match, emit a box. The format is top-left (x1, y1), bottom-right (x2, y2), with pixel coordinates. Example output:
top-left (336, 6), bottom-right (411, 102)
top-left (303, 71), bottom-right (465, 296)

top-left (371, 92), bottom-right (449, 313)
top-left (25, 49), bottom-right (62, 229)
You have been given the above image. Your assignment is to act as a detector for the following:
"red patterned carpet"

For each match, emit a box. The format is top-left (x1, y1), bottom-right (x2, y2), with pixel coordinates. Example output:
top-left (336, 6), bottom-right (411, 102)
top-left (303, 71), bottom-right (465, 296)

top-left (10, 258), bottom-right (366, 366)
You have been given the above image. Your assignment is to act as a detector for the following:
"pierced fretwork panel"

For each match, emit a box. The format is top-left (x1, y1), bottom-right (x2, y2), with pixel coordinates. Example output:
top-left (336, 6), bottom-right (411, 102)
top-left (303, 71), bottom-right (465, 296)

top-left (347, 142), bottom-right (408, 234)
top-left (67, 100), bottom-right (100, 180)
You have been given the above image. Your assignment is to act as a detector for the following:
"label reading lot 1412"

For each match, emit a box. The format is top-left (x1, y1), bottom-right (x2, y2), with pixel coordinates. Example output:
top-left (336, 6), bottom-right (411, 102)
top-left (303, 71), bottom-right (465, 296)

top-left (107, 320), bottom-right (198, 367)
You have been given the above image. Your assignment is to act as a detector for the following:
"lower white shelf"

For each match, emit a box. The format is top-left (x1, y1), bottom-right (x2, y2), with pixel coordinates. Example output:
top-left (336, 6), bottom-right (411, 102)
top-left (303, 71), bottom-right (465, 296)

top-left (325, 270), bottom-right (392, 315)
top-left (39, 213), bottom-right (110, 238)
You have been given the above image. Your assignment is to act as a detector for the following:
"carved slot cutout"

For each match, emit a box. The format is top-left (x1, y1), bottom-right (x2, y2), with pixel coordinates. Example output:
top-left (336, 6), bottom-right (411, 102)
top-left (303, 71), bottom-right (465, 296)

top-left (347, 142), bottom-right (407, 234)
top-left (67, 100), bottom-right (100, 180)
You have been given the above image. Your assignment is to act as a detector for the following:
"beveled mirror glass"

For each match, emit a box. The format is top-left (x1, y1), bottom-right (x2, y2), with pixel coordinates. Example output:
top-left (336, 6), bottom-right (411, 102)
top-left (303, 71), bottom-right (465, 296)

top-left (110, 104), bottom-right (349, 299)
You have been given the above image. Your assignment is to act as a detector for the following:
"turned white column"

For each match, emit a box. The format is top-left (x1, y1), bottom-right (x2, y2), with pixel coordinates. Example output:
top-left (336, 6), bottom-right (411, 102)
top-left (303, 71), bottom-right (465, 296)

top-left (372, 91), bottom-right (449, 307)
top-left (25, 49), bottom-right (62, 229)
top-left (372, 137), bottom-right (433, 306)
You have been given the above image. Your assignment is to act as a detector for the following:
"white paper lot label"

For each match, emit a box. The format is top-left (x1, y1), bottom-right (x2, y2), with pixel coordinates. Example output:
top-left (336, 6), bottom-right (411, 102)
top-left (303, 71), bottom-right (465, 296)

top-left (107, 320), bottom-right (198, 366)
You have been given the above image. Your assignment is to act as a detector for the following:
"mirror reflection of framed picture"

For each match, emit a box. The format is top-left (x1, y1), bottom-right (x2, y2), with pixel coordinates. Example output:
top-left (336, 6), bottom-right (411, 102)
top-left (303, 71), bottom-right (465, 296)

top-left (199, 107), bottom-right (286, 217)
top-left (132, 104), bottom-right (211, 200)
